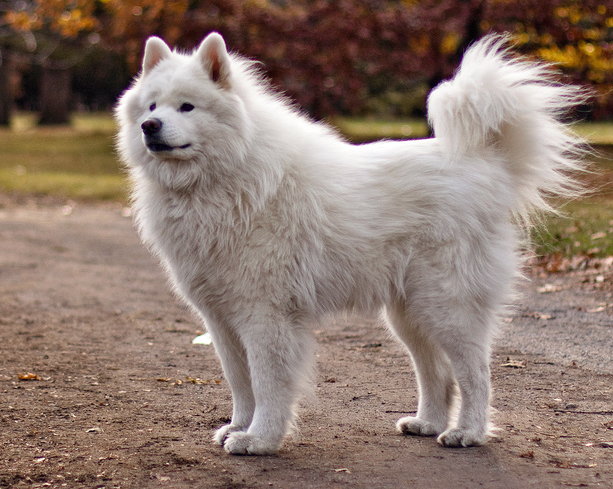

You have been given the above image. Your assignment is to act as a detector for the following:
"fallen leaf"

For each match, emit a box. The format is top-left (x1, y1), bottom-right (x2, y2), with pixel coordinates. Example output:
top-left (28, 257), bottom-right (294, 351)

top-left (18, 372), bottom-right (41, 381)
top-left (548, 457), bottom-right (571, 469)
top-left (186, 377), bottom-right (214, 385)
top-left (523, 311), bottom-right (553, 320)
top-left (158, 377), bottom-right (221, 385)
top-left (501, 358), bottom-right (526, 369)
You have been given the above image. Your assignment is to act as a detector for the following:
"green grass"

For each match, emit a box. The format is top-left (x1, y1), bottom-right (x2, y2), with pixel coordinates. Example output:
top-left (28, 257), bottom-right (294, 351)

top-left (574, 122), bottom-right (613, 146)
top-left (331, 117), bottom-right (429, 142)
top-left (0, 112), bottom-right (126, 202)
top-left (0, 112), bottom-right (612, 260)
top-left (533, 198), bottom-right (613, 258)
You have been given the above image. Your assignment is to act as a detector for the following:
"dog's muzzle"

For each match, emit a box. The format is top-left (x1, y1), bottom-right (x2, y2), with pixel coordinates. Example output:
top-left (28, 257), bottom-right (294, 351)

top-left (142, 118), bottom-right (191, 152)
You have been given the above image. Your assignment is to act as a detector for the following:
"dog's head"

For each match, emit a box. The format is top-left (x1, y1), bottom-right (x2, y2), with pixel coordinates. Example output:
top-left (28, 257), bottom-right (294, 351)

top-left (115, 33), bottom-right (253, 190)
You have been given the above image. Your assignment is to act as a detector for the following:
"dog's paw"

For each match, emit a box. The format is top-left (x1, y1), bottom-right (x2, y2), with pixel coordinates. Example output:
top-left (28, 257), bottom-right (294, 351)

top-left (397, 416), bottom-right (445, 437)
top-left (213, 424), bottom-right (245, 446)
top-left (223, 432), bottom-right (280, 456)
top-left (437, 427), bottom-right (486, 447)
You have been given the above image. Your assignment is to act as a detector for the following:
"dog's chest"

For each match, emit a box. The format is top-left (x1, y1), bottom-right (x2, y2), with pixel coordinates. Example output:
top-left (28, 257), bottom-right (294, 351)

top-left (144, 196), bottom-right (289, 295)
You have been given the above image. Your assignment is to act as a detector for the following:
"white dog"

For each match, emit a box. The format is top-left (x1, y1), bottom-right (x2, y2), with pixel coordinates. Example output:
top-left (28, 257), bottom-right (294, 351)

top-left (115, 33), bottom-right (585, 455)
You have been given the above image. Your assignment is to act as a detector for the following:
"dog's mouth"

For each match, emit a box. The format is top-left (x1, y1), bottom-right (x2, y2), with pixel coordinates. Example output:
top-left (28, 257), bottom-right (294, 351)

top-left (146, 141), bottom-right (192, 153)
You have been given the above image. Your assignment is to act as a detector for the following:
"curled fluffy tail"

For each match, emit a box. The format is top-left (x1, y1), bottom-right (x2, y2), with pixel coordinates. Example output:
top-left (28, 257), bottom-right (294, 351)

top-left (427, 34), bottom-right (588, 221)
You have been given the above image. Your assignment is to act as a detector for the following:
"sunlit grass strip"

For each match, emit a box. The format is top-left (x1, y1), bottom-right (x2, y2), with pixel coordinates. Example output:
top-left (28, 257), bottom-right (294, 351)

top-left (573, 122), bottom-right (613, 145)
top-left (331, 117), bottom-right (429, 142)
top-left (9, 112), bottom-right (117, 133)
top-left (0, 113), bottom-right (124, 201)
top-left (0, 169), bottom-right (127, 202)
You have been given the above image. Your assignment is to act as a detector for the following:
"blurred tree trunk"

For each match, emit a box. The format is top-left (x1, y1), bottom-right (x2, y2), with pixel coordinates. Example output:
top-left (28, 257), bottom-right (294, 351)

top-left (38, 64), bottom-right (71, 125)
top-left (0, 49), bottom-right (11, 126)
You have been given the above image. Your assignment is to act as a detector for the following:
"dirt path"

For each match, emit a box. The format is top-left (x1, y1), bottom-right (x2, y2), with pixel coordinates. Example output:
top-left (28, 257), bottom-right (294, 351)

top-left (1, 202), bottom-right (612, 488)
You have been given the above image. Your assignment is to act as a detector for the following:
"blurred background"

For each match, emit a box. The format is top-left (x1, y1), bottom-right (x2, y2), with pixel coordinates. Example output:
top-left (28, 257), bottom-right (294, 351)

top-left (2, 0), bottom-right (613, 123)
top-left (1, 0), bottom-right (612, 262)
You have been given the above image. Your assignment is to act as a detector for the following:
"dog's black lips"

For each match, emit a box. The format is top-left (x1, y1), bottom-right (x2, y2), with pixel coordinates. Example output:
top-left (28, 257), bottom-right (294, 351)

top-left (146, 142), bottom-right (191, 152)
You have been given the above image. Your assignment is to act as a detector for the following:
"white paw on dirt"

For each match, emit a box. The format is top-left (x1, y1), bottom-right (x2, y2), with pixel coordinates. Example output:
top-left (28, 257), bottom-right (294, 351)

top-left (437, 427), bottom-right (486, 447)
top-left (396, 416), bottom-right (446, 436)
top-left (223, 432), bottom-right (280, 455)
top-left (213, 424), bottom-right (246, 445)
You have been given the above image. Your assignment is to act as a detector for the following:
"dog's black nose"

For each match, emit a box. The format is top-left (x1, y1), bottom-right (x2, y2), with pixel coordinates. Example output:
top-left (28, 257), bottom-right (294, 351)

top-left (141, 118), bottom-right (162, 135)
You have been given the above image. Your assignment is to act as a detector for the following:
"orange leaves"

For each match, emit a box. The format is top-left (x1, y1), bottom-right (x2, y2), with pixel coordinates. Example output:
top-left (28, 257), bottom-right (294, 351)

top-left (54, 8), bottom-right (97, 38)
top-left (3, 0), bottom-right (188, 41)
top-left (4, 0), bottom-right (98, 38)
top-left (537, 43), bottom-right (613, 84)
top-left (4, 11), bottom-right (42, 33)
top-left (103, 0), bottom-right (189, 38)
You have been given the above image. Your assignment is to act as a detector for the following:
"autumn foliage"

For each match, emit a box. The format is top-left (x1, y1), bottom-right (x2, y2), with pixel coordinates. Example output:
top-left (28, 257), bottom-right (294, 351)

top-left (5, 0), bottom-right (613, 120)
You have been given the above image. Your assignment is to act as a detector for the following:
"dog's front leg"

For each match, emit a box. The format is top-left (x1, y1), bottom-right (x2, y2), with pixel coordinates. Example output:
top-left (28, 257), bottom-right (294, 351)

top-left (222, 319), bottom-right (315, 455)
top-left (208, 324), bottom-right (256, 446)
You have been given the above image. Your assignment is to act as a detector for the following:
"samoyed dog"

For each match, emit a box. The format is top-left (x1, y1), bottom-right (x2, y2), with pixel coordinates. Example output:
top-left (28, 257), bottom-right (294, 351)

top-left (115, 32), bottom-right (585, 455)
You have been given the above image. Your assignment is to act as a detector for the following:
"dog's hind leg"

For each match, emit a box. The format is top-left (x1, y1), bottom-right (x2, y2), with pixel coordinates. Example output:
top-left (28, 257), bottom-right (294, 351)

top-left (209, 324), bottom-right (256, 446)
top-left (386, 303), bottom-right (456, 437)
top-left (434, 320), bottom-right (493, 447)
top-left (413, 291), bottom-right (495, 447)
top-left (222, 317), bottom-right (315, 455)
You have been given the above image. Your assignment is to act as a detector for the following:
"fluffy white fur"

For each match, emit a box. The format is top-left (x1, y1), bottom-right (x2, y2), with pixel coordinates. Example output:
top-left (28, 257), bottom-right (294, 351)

top-left (115, 33), bottom-right (586, 455)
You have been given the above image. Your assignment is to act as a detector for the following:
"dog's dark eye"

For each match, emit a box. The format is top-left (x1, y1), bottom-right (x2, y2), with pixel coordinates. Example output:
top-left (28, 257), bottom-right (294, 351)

top-left (149, 103), bottom-right (156, 111)
top-left (179, 103), bottom-right (195, 113)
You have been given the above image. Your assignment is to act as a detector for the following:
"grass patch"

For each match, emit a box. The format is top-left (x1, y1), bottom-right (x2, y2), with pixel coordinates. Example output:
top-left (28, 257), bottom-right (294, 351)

top-left (331, 117), bottom-right (429, 142)
top-left (528, 145), bottom-right (613, 260)
top-left (574, 122), bottom-right (613, 146)
top-left (533, 198), bottom-right (613, 258)
top-left (0, 112), bottom-right (126, 202)
top-left (0, 170), bottom-right (127, 201)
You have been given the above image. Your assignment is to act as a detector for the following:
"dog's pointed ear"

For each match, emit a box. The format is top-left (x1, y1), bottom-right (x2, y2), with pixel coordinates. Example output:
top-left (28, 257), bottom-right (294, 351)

top-left (142, 37), bottom-right (172, 76)
top-left (197, 32), bottom-right (231, 87)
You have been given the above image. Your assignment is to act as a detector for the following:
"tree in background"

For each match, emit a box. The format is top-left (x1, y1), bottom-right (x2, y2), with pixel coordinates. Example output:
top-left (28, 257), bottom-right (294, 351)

top-left (4, 0), bottom-right (613, 123)
top-left (173, 0), bottom-right (613, 119)
top-left (485, 0), bottom-right (613, 119)
top-left (176, 0), bottom-right (486, 118)
top-left (98, 0), bottom-right (189, 71)
top-left (2, 0), bottom-right (190, 124)
top-left (4, 0), bottom-right (100, 124)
